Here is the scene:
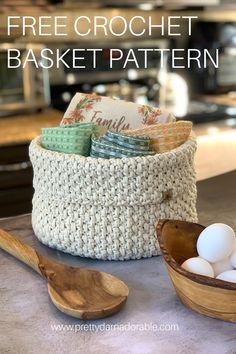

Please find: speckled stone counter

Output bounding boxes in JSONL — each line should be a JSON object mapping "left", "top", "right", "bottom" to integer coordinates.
{"left": 0, "top": 171, "right": 236, "bottom": 354}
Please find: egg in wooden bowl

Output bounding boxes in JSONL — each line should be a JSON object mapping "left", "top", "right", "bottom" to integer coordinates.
{"left": 156, "top": 219, "right": 236, "bottom": 323}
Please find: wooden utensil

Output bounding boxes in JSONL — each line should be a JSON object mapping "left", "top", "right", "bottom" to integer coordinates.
{"left": 156, "top": 219, "right": 236, "bottom": 323}
{"left": 0, "top": 229, "right": 129, "bottom": 320}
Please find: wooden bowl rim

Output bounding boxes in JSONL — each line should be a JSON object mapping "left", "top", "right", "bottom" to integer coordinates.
{"left": 156, "top": 219, "right": 236, "bottom": 291}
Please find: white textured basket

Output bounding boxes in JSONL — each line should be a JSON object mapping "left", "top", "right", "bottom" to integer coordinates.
{"left": 29, "top": 135, "right": 198, "bottom": 260}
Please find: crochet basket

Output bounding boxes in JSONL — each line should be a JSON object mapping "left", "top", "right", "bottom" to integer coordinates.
{"left": 29, "top": 135, "right": 198, "bottom": 261}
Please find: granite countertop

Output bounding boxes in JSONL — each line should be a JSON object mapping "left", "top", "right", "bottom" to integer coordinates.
{"left": 0, "top": 109, "right": 62, "bottom": 147}
{"left": 193, "top": 119, "right": 236, "bottom": 181}
{"left": 1, "top": 172, "right": 236, "bottom": 354}
{"left": 203, "top": 93, "right": 236, "bottom": 108}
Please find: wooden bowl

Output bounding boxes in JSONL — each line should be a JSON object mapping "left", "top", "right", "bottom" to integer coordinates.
{"left": 156, "top": 219, "right": 236, "bottom": 322}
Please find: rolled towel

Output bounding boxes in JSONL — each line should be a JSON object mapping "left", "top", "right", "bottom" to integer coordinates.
{"left": 123, "top": 121, "right": 193, "bottom": 153}
{"left": 90, "top": 132, "right": 155, "bottom": 159}
{"left": 41, "top": 123, "right": 97, "bottom": 156}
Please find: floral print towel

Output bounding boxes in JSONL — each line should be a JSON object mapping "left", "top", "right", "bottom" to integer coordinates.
{"left": 61, "top": 93, "right": 175, "bottom": 132}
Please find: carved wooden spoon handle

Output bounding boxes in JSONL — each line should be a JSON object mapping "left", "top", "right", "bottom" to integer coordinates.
{"left": 0, "top": 228, "right": 42, "bottom": 275}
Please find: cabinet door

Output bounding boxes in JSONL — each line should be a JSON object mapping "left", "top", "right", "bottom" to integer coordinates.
{"left": 0, "top": 144, "right": 33, "bottom": 217}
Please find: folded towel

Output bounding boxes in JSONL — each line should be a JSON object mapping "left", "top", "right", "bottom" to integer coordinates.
{"left": 41, "top": 123, "right": 97, "bottom": 156}
{"left": 90, "top": 131, "right": 155, "bottom": 159}
{"left": 61, "top": 92, "right": 175, "bottom": 131}
{"left": 123, "top": 121, "right": 192, "bottom": 153}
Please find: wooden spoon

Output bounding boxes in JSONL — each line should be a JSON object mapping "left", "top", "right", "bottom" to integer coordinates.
{"left": 0, "top": 229, "right": 129, "bottom": 320}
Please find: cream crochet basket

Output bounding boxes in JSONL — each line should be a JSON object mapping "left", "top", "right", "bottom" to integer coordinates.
{"left": 29, "top": 135, "right": 198, "bottom": 261}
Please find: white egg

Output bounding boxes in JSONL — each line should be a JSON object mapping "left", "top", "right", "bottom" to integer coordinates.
{"left": 211, "top": 258, "right": 233, "bottom": 277}
{"left": 197, "top": 223, "right": 235, "bottom": 263}
{"left": 216, "top": 270, "right": 236, "bottom": 283}
{"left": 230, "top": 251, "right": 236, "bottom": 268}
{"left": 181, "top": 257, "right": 214, "bottom": 277}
